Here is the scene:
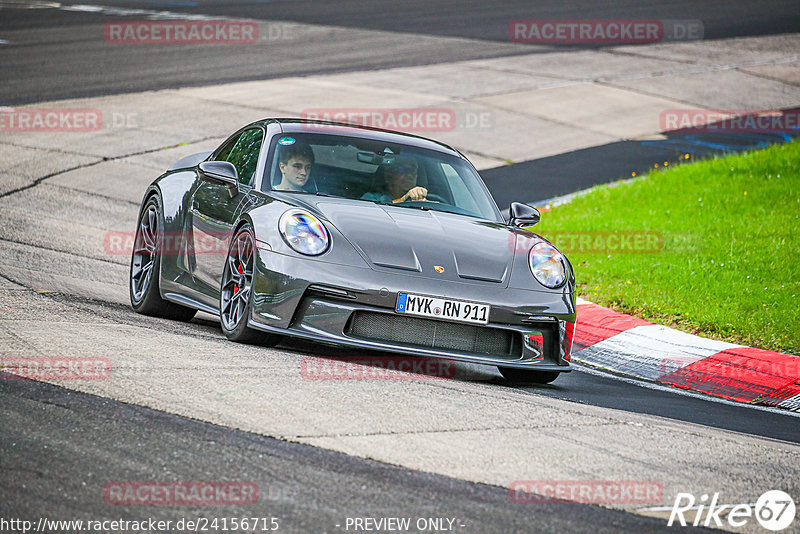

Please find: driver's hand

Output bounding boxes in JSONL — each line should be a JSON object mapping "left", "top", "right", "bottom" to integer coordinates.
{"left": 397, "top": 186, "right": 427, "bottom": 202}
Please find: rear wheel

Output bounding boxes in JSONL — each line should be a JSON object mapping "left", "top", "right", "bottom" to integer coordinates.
{"left": 130, "top": 195, "right": 197, "bottom": 321}
{"left": 220, "top": 225, "right": 282, "bottom": 346}
{"left": 499, "top": 367, "right": 560, "bottom": 385}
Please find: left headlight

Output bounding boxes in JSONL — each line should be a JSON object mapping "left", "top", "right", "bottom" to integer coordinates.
{"left": 529, "top": 242, "right": 567, "bottom": 288}
{"left": 278, "top": 209, "right": 330, "bottom": 256}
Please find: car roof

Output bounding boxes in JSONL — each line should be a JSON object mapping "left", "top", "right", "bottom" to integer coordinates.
{"left": 256, "top": 118, "right": 462, "bottom": 158}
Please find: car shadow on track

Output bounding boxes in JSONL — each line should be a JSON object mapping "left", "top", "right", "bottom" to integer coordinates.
{"left": 270, "top": 337, "right": 571, "bottom": 390}
{"left": 190, "top": 311, "right": 570, "bottom": 388}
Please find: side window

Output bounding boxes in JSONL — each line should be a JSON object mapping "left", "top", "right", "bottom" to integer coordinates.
{"left": 225, "top": 128, "right": 264, "bottom": 186}
{"left": 213, "top": 134, "right": 238, "bottom": 163}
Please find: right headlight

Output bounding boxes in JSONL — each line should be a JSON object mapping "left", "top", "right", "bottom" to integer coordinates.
{"left": 278, "top": 209, "right": 330, "bottom": 256}
{"left": 528, "top": 242, "right": 567, "bottom": 288}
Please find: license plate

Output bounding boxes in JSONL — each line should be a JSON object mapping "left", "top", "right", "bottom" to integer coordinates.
{"left": 395, "top": 292, "right": 490, "bottom": 325}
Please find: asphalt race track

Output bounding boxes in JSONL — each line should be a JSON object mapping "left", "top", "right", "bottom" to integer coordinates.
{"left": 2, "top": 0, "right": 799, "bottom": 104}
{"left": 1, "top": 2, "right": 799, "bottom": 533}
{"left": 1, "top": 373, "right": 713, "bottom": 534}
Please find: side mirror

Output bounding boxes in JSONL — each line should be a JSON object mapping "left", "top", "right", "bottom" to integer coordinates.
{"left": 509, "top": 202, "right": 540, "bottom": 227}
{"left": 198, "top": 161, "right": 239, "bottom": 197}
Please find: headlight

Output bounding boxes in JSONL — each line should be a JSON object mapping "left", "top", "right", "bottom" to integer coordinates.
{"left": 528, "top": 242, "right": 567, "bottom": 288}
{"left": 278, "top": 209, "right": 330, "bottom": 255}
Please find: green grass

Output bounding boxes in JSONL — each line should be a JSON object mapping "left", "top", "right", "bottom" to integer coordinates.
{"left": 532, "top": 139, "right": 800, "bottom": 355}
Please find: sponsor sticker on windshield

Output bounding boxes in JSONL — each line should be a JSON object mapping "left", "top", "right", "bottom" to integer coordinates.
{"left": 278, "top": 136, "right": 296, "bottom": 145}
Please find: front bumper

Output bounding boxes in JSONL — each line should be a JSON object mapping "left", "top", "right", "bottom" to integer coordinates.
{"left": 248, "top": 249, "right": 575, "bottom": 371}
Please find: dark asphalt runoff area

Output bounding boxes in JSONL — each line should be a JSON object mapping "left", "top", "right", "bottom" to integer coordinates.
{"left": 522, "top": 365, "right": 800, "bottom": 445}
{"left": 0, "top": 373, "right": 718, "bottom": 534}
{"left": 484, "top": 125, "right": 800, "bottom": 206}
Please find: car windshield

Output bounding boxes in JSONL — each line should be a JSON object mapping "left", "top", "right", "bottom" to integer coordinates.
{"left": 266, "top": 132, "right": 501, "bottom": 221}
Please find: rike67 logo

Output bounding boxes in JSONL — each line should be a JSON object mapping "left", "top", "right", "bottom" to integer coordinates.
{"left": 668, "top": 490, "right": 796, "bottom": 531}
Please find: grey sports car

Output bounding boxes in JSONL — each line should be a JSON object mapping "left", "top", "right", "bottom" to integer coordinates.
{"left": 130, "top": 119, "right": 576, "bottom": 383}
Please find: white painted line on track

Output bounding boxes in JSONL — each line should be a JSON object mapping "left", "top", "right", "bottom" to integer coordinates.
{"left": 60, "top": 3, "right": 225, "bottom": 21}
{"left": 0, "top": 1, "right": 60, "bottom": 8}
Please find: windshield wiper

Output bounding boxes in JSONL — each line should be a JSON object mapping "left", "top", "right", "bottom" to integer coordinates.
{"left": 270, "top": 190, "right": 342, "bottom": 199}
{"left": 372, "top": 201, "right": 431, "bottom": 211}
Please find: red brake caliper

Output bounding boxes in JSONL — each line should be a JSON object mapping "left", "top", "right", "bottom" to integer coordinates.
{"left": 233, "top": 263, "right": 244, "bottom": 295}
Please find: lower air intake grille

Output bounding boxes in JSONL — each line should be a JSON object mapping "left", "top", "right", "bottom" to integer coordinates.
{"left": 347, "top": 311, "right": 521, "bottom": 356}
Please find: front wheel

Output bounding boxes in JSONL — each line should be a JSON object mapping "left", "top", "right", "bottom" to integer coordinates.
{"left": 220, "top": 225, "right": 282, "bottom": 346}
{"left": 130, "top": 195, "right": 196, "bottom": 321}
{"left": 499, "top": 367, "right": 560, "bottom": 385}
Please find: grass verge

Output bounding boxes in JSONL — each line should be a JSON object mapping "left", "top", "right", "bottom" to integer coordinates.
{"left": 533, "top": 139, "right": 799, "bottom": 355}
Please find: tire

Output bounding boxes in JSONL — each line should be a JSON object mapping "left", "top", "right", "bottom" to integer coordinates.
{"left": 130, "top": 195, "right": 197, "bottom": 322}
{"left": 220, "top": 224, "right": 282, "bottom": 346}
{"left": 499, "top": 367, "right": 560, "bottom": 385}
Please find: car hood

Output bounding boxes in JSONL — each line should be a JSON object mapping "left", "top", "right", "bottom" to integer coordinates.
{"left": 311, "top": 199, "right": 519, "bottom": 285}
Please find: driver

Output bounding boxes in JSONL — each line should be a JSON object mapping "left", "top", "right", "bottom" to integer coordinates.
{"left": 274, "top": 142, "right": 315, "bottom": 191}
{"left": 361, "top": 155, "right": 426, "bottom": 203}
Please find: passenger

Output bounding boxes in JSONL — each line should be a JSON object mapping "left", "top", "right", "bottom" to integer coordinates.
{"left": 361, "top": 155, "right": 427, "bottom": 203}
{"left": 274, "top": 142, "right": 315, "bottom": 191}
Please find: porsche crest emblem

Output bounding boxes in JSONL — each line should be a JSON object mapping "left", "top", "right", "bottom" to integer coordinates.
{"left": 434, "top": 265, "right": 445, "bottom": 273}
